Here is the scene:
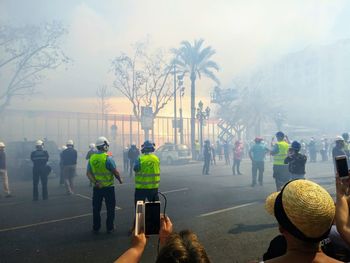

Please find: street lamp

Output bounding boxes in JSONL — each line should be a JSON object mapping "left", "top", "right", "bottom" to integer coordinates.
{"left": 196, "top": 100, "right": 210, "bottom": 153}
{"left": 178, "top": 75, "right": 185, "bottom": 144}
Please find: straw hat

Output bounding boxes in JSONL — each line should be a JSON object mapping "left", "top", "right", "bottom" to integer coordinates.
{"left": 265, "top": 180, "right": 335, "bottom": 241}
{"left": 265, "top": 191, "right": 280, "bottom": 216}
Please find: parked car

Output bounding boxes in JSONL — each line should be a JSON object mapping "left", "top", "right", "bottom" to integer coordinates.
{"left": 6, "top": 140, "right": 60, "bottom": 180}
{"left": 155, "top": 143, "right": 191, "bottom": 165}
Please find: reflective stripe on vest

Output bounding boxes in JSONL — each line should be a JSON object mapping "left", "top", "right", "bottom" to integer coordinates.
{"left": 135, "top": 154, "right": 160, "bottom": 189}
{"left": 89, "top": 153, "right": 114, "bottom": 187}
{"left": 273, "top": 141, "right": 289, "bottom": 166}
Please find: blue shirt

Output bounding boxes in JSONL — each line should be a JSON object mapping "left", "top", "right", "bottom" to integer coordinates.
{"left": 249, "top": 143, "right": 268, "bottom": 162}
{"left": 86, "top": 151, "right": 117, "bottom": 172}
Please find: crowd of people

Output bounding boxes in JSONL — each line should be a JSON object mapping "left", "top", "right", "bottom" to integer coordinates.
{"left": 2, "top": 131, "right": 350, "bottom": 262}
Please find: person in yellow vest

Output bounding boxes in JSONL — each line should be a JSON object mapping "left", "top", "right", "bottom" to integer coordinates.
{"left": 86, "top": 136, "right": 123, "bottom": 234}
{"left": 133, "top": 140, "right": 160, "bottom": 205}
{"left": 271, "top": 131, "right": 290, "bottom": 191}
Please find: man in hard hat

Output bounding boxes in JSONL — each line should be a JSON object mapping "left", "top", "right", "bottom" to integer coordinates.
{"left": 85, "top": 143, "right": 96, "bottom": 161}
{"left": 86, "top": 136, "right": 123, "bottom": 234}
{"left": 0, "top": 142, "right": 12, "bottom": 197}
{"left": 133, "top": 140, "right": 160, "bottom": 204}
{"left": 61, "top": 140, "right": 78, "bottom": 195}
{"left": 332, "top": 136, "right": 347, "bottom": 160}
{"left": 270, "top": 131, "right": 290, "bottom": 191}
{"left": 30, "top": 140, "right": 49, "bottom": 201}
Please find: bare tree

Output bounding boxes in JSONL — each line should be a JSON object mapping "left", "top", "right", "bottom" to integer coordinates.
{"left": 96, "top": 85, "right": 113, "bottom": 135}
{"left": 111, "top": 41, "right": 177, "bottom": 139}
{"left": 0, "top": 22, "right": 69, "bottom": 113}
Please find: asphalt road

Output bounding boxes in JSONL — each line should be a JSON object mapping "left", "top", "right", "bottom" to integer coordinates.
{"left": 0, "top": 158, "right": 337, "bottom": 263}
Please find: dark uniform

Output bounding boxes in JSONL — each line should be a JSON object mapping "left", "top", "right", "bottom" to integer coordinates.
{"left": 31, "top": 148, "right": 49, "bottom": 200}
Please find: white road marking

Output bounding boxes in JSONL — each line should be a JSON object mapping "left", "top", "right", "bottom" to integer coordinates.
{"left": 162, "top": 188, "right": 189, "bottom": 194}
{"left": 75, "top": 193, "right": 122, "bottom": 210}
{"left": 0, "top": 213, "right": 93, "bottom": 233}
{"left": 198, "top": 202, "right": 258, "bottom": 217}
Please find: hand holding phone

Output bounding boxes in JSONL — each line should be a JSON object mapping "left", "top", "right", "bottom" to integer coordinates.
{"left": 159, "top": 215, "right": 173, "bottom": 245}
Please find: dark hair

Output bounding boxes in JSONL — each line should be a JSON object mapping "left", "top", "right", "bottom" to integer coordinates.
{"left": 156, "top": 230, "right": 210, "bottom": 263}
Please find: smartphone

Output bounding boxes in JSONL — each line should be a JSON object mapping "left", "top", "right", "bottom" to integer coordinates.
{"left": 335, "top": 155, "right": 349, "bottom": 179}
{"left": 144, "top": 201, "right": 160, "bottom": 235}
{"left": 135, "top": 201, "right": 145, "bottom": 235}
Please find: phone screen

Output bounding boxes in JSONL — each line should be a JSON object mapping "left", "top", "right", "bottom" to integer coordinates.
{"left": 145, "top": 202, "right": 160, "bottom": 235}
{"left": 336, "top": 156, "right": 349, "bottom": 178}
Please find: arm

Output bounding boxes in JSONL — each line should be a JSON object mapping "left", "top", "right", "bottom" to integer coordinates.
{"left": 335, "top": 177, "right": 350, "bottom": 246}
{"left": 114, "top": 233, "right": 146, "bottom": 263}
{"left": 159, "top": 215, "right": 173, "bottom": 246}
{"left": 133, "top": 158, "right": 141, "bottom": 172}
{"left": 112, "top": 168, "right": 123, "bottom": 184}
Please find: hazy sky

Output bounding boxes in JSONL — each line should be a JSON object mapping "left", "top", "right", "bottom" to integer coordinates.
{"left": 1, "top": 0, "right": 350, "bottom": 111}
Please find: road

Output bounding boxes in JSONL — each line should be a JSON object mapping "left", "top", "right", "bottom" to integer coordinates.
{"left": 0, "top": 158, "right": 336, "bottom": 263}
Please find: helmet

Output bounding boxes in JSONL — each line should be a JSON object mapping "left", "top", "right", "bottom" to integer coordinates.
{"left": 66, "top": 139, "right": 74, "bottom": 146}
{"left": 141, "top": 140, "right": 155, "bottom": 153}
{"left": 89, "top": 143, "right": 95, "bottom": 149}
{"left": 0, "top": 142, "right": 5, "bottom": 148}
{"left": 335, "top": 135, "right": 345, "bottom": 142}
{"left": 291, "top": 141, "right": 301, "bottom": 151}
{"left": 95, "top": 136, "right": 110, "bottom": 147}
{"left": 276, "top": 131, "right": 284, "bottom": 139}
{"left": 342, "top": 133, "right": 349, "bottom": 141}
{"left": 36, "top": 140, "right": 44, "bottom": 146}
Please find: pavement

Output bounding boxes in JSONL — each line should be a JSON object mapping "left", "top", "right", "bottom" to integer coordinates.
{"left": 0, "top": 158, "right": 337, "bottom": 263}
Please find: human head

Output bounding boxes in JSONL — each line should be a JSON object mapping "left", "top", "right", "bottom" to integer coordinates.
{"left": 254, "top": 137, "right": 263, "bottom": 144}
{"left": 342, "top": 132, "right": 349, "bottom": 141}
{"left": 35, "top": 140, "right": 44, "bottom": 150}
{"left": 276, "top": 131, "right": 285, "bottom": 141}
{"left": 335, "top": 135, "right": 345, "bottom": 148}
{"left": 141, "top": 140, "right": 155, "bottom": 153}
{"left": 66, "top": 139, "right": 74, "bottom": 148}
{"left": 0, "top": 142, "right": 5, "bottom": 150}
{"left": 265, "top": 180, "right": 335, "bottom": 244}
{"left": 156, "top": 230, "right": 211, "bottom": 263}
{"left": 95, "top": 136, "right": 110, "bottom": 152}
{"left": 291, "top": 141, "right": 301, "bottom": 153}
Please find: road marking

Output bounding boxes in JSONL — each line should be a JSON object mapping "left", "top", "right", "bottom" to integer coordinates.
{"left": 0, "top": 213, "right": 93, "bottom": 233}
{"left": 198, "top": 202, "right": 258, "bottom": 217}
{"left": 75, "top": 193, "right": 122, "bottom": 210}
{"left": 162, "top": 188, "right": 189, "bottom": 194}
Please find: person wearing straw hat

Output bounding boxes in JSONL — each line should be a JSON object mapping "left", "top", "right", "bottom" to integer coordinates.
{"left": 0, "top": 142, "right": 12, "bottom": 198}
{"left": 262, "top": 180, "right": 341, "bottom": 263}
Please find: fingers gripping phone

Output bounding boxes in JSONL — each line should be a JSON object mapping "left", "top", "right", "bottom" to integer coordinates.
{"left": 335, "top": 155, "right": 349, "bottom": 180}
{"left": 135, "top": 201, "right": 161, "bottom": 235}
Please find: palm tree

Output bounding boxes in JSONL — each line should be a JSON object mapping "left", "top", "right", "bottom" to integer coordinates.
{"left": 173, "top": 39, "right": 219, "bottom": 159}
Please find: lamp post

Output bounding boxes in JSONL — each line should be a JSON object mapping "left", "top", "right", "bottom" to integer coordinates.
{"left": 178, "top": 75, "right": 185, "bottom": 144}
{"left": 196, "top": 100, "right": 210, "bottom": 153}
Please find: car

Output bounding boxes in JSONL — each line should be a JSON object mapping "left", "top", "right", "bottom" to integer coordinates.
{"left": 6, "top": 140, "right": 60, "bottom": 180}
{"left": 155, "top": 143, "right": 192, "bottom": 165}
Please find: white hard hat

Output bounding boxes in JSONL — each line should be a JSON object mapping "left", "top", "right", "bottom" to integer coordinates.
{"left": 62, "top": 145, "right": 67, "bottom": 150}
{"left": 89, "top": 143, "right": 95, "bottom": 149}
{"left": 0, "top": 142, "right": 5, "bottom": 148}
{"left": 66, "top": 139, "right": 74, "bottom": 146}
{"left": 95, "top": 136, "right": 109, "bottom": 147}
{"left": 335, "top": 135, "right": 344, "bottom": 142}
{"left": 36, "top": 140, "right": 44, "bottom": 146}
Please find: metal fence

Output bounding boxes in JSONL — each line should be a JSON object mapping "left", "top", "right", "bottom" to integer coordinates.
{"left": 0, "top": 109, "right": 220, "bottom": 153}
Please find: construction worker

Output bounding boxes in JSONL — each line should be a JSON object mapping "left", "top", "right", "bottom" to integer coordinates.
{"left": 133, "top": 140, "right": 160, "bottom": 205}
{"left": 270, "top": 131, "right": 290, "bottom": 191}
{"left": 85, "top": 143, "right": 96, "bottom": 160}
{"left": 86, "top": 136, "right": 122, "bottom": 234}
{"left": 30, "top": 140, "right": 50, "bottom": 201}
{"left": 0, "top": 142, "right": 12, "bottom": 197}
{"left": 61, "top": 140, "right": 77, "bottom": 195}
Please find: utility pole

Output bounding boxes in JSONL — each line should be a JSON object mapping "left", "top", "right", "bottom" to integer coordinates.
{"left": 173, "top": 63, "right": 177, "bottom": 145}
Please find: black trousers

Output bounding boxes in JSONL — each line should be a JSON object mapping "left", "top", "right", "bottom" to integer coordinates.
{"left": 33, "top": 167, "right": 48, "bottom": 200}
{"left": 92, "top": 187, "right": 116, "bottom": 231}
{"left": 134, "top": 188, "right": 159, "bottom": 207}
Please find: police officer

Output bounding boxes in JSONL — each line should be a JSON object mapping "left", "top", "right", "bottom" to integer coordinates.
{"left": 86, "top": 136, "right": 122, "bottom": 234}
{"left": 30, "top": 140, "right": 49, "bottom": 201}
{"left": 133, "top": 140, "right": 160, "bottom": 205}
{"left": 270, "top": 131, "right": 290, "bottom": 191}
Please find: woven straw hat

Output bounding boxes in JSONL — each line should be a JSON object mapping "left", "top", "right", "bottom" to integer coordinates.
{"left": 265, "top": 191, "right": 279, "bottom": 215}
{"left": 266, "top": 180, "right": 335, "bottom": 239}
